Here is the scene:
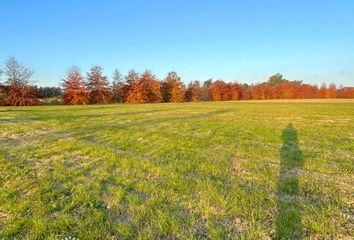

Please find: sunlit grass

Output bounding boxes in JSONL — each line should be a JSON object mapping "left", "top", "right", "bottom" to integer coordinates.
{"left": 0, "top": 100, "right": 353, "bottom": 239}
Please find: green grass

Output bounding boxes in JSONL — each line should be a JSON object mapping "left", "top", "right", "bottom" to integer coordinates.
{"left": 0, "top": 100, "right": 353, "bottom": 239}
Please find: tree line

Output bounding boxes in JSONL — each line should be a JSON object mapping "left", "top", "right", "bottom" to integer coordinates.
{"left": 0, "top": 57, "right": 353, "bottom": 106}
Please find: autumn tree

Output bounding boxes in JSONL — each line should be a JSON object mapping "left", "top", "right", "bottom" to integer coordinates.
{"left": 2, "top": 56, "right": 40, "bottom": 106}
{"left": 297, "top": 84, "right": 317, "bottom": 99}
{"left": 112, "top": 69, "right": 125, "bottom": 103}
{"left": 209, "top": 80, "right": 230, "bottom": 101}
{"left": 62, "top": 66, "right": 88, "bottom": 105}
{"left": 337, "top": 87, "right": 354, "bottom": 98}
{"left": 125, "top": 70, "right": 147, "bottom": 103}
{"left": 327, "top": 83, "right": 337, "bottom": 98}
{"left": 123, "top": 70, "right": 140, "bottom": 103}
{"left": 162, "top": 72, "right": 185, "bottom": 102}
{"left": 6, "top": 86, "right": 40, "bottom": 106}
{"left": 250, "top": 83, "right": 271, "bottom": 100}
{"left": 282, "top": 83, "right": 296, "bottom": 99}
{"left": 272, "top": 83, "right": 296, "bottom": 99}
{"left": 185, "top": 81, "right": 200, "bottom": 102}
{"left": 319, "top": 83, "right": 328, "bottom": 99}
{"left": 270, "top": 84, "right": 282, "bottom": 99}
{"left": 141, "top": 71, "right": 162, "bottom": 103}
{"left": 229, "top": 83, "right": 241, "bottom": 100}
{"left": 86, "top": 65, "right": 111, "bottom": 104}
{"left": 124, "top": 70, "right": 162, "bottom": 103}
{"left": 209, "top": 82, "right": 221, "bottom": 101}
{"left": 220, "top": 82, "right": 230, "bottom": 100}
{"left": 239, "top": 84, "right": 251, "bottom": 100}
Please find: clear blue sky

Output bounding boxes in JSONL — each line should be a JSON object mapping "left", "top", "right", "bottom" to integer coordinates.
{"left": 1, "top": 0, "right": 353, "bottom": 87}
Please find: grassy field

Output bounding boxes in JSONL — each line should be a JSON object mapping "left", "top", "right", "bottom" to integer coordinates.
{"left": 0, "top": 100, "right": 353, "bottom": 239}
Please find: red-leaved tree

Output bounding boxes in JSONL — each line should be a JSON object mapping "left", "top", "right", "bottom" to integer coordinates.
{"left": 125, "top": 70, "right": 148, "bottom": 103}
{"left": 2, "top": 57, "right": 40, "bottom": 106}
{"left": 141, "top": 71, "right": 162, "bottom": 103}
{"left": 209, "top": 80, "right": 230, "bottom": 101}
{"left": 250, "top": 83, "right": 271, "bottom": 100}
{"left": 86, "top": 65, "right": 111, "bottom": 104}
{"left": 319, "top": 83, "right": 328, "bottom": 99}
{"left": 229, "top": 83, "right": 241, "bottom": 100}
{"left": 185, "top": 81, "right": 201, "bottom": 102}
{"left": 337, "top": 87, "right": 354, "bottom": 98}
{"left": 62, "top": 67, "right": 88, "bottom": 105}
{"left": 162, "top": 72, "right": 185, "bottom": 102}
{"left": 327, "top": 83, "right": 337, "bottom": 99}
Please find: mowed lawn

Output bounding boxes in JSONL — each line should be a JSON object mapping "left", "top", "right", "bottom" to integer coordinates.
{"left": 0, "top": 100, "right": 353, "bottom": 239}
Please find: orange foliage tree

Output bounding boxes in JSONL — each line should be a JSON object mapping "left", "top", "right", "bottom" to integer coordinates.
{"left": 327, "top": 83, "right": 337, "bottom": 98}
{"left": 250, "top": 83, "right": 271, "bottom": 100}
{"left": 337, "top": 87, "right": 354, "bottom": 98}
{"left": 6, "top": 85, "right": 40, "bottom": 106}
{"left": 86, "top": 65, "right": 111, "bottom": 104}
{"left": 297, "top": 84, "right": 318, "bottom": 99}
{"left": 229, "top": 83, "right": 241, "bottom": 100}
{"left": 62, "top": 67, "right": 88, "bottom": 105}
{"left": 209, "top": 80, "right": 230, "bottom": 101}
{"left": 2, "top": 57, "right": 40, "bottom": 106}
{"left": 319, "top": 83, "right": 328, "bottom": 99}
{"left": 140, "top": 70, "right": 162, "bottom": 103}
{"left": 124, "top": 70, "right": 162, "bottom": 103}
{"left": 162, "top": 72, "right": 185, "bottom": 102}
{"left": 282, "top": 83, "right": 296, "bottom": 99}
{"left": 185, "top": 81, "right": 200, "bottom": 102}
{"left": 125, "top": 70, "right": 148, "bottom": 103}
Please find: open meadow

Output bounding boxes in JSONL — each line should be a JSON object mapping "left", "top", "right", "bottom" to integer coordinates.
{"left": 0, "top": 100, "right": 353, "bottom": 239}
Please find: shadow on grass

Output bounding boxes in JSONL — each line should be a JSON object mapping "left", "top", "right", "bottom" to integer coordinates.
{"left": 276, "top": 123, "right": 304, "bottom": 239}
